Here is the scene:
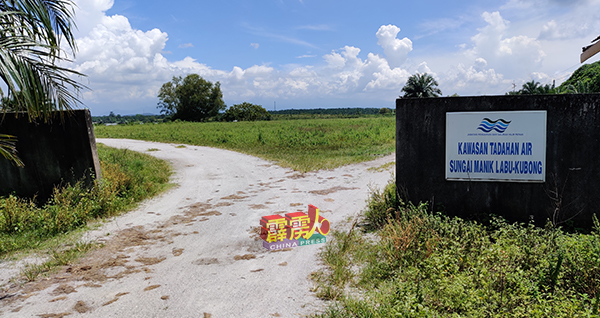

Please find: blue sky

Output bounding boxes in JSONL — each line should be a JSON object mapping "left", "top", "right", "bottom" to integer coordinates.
{"left": 70, "top": 0, "right": 600, "bottom": 115}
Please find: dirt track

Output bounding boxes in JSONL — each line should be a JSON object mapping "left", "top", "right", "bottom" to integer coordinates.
{"left": 0, "top": 139, "right": 394, "bottom": 317}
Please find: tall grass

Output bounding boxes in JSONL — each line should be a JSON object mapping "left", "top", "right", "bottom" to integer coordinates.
{"left": 0, "top": 144, "right": 172, "bottom": 256}
{"left": 312, "top": 182, "right": 600, "bottom": 317}
{"left": 94, "top": 117, "right": 396, "bottom": 171}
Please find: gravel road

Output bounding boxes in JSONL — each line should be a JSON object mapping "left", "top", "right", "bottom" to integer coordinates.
{"left": 0, "top": 138, "right": 394, "bottom": 318}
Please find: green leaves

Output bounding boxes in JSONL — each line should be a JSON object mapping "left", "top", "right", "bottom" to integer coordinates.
{"left": 559, "top": 60, "right": 600, "bottom": 93}
{"left": 223, "top": 102, "right": 271, "bottom": 122}
{"left": 0, "top": 0, "right": 87, "bottom": 166}
{"left": 0, "top": 133, "right": 23, "bottom": 166}
{"left": 314, "top": 183, "right": 600, "bottom": 317}
{"left": 401, "top": 73, "right": 442, "bottom": 98}
{"left": 0, "top": 0, "right": 86, "bottom": 120}
{"left": 157, "top": 74, "right": 225, "bottom": 122}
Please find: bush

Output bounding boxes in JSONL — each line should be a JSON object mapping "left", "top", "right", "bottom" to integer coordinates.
{"left": 222, "top": 102, "right": 271, "bottom": 122}
{"left": 363, "top": 181, "right": 398, "bottom": 230}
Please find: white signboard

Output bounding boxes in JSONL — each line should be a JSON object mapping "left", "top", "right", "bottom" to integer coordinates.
{"left": 446, "top": 111, "right": 547, "bottom": 182}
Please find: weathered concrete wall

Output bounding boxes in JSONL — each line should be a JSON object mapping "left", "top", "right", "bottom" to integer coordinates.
{"left": 396, "top": 94, "right": 600, "bottom": 228}
{"left": 0, "top": 109, "right": 101, "bottom": 202}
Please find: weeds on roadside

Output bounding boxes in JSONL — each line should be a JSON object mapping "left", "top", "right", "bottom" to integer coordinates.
{"left": 312, "top": 182, "right": 600, "bottom": 317}
{"left": 0, "top": 144, "right": 172, "bottom": 256}
{"left": 20, "top": 241, "right": 99, "bottom": 282}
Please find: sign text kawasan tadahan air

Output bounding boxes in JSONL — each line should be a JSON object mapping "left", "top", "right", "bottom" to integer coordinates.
{"left": 446, "top": 111, "right": 547, "bottom": 182}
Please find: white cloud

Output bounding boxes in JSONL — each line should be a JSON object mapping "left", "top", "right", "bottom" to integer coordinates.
{"left": 179, "top": 43, "right": 194, "bottom": 48}
{"left": 72, "top": 0, "right": 114, "bottom": 37}
{"left": 467, "top": 11, "right": 545, "bottom": 79}
{"left": 75, "top": 23, "right": 169, "bottom": 76}
{"left": 69, "top": 0, "right": 598, "bottom": 115}
{"left": 376, "top": 25, "right": 413, "bottom": 68}
{"left": 442, "top": 62, "right": 507, "bottom": 95}
{"left": 68, "top": 5, "right": 419, "bottom": 115}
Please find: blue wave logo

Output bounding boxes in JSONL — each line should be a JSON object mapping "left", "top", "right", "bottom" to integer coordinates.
{"left": 477, "top": 118, "right": 511, "bottom": 133}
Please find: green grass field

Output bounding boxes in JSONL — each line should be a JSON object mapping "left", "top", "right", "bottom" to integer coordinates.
{"left": 94, "top": 116, "right": 396, "bottom": 171}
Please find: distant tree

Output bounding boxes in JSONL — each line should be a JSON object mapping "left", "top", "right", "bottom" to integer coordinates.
{"left": 157, "top": 74, "right": 225, "bottom": 122}
{"left": 506, "top": 80, "right": 558, "bottom": 95}
{"left": 520, "top": 80, "right": 542, "bottom": 95}
{"left": 379, "top": 107, "right": 391, "bottom": 114}
{"left": 401, "top": 73, "right": 442, "bottom": 98}
{"left": 537, "top": 83, "right": 556, "bottom": 94}
{"left": 223, "top": 102, "right": 271, "bottom": 122}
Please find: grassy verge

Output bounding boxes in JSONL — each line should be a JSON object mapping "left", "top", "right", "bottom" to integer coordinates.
{"left": 94, "top": 117, "right": 395, "bottom": 172}
{"left": 312, "top": 182, "right": 600, "bottom": 317}
{"left": 0, "top": 144, "right": 172, "bottom": 257}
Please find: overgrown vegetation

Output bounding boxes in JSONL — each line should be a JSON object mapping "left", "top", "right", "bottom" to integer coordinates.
{"left": 560, "top": 60, "right": 600, "bottom": 93}
{"left": 94, "top": 116, "right": 395, "bottom": 171}
{"left": 312, "top": 182, "right": 600, "bottom": 317}
{"left": 0, "top": 144, "right": 172, "bottom": 256}
{"left": 507, "top": 61, "right": 600, "bottom": 95}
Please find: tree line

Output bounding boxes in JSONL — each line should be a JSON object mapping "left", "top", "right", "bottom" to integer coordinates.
{"left": 154, "top": 74, "right": 395, "bottom": 122}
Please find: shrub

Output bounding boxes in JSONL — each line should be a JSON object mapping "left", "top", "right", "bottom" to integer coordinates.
{"left": 222, "top": 102, "right": 271, "bottom": 122}
{"left": 363, "top": 181, "right": 398, "bottom": 230}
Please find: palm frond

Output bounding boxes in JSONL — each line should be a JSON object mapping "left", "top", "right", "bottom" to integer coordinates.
{"left": 0, "top": 133, "right": 23, "bottom": 167}
{"left": 0, "top": 0, "right": 86, "bottom": 167}
{"left": 0, "top": 5, "right": 87, "bottom": 121}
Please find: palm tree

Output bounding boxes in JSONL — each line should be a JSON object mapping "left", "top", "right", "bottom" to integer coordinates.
{"left": 401, "top": 73, "right": 442, "bottom": 98}
{"left": 520, "top": 80, "right": 541, "bottom": 95}
{"left": 559, "top": 81, "right": 592, "bottom": 94}
{"left": 0, "top": 0, "right": 85, "bottom": 166}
